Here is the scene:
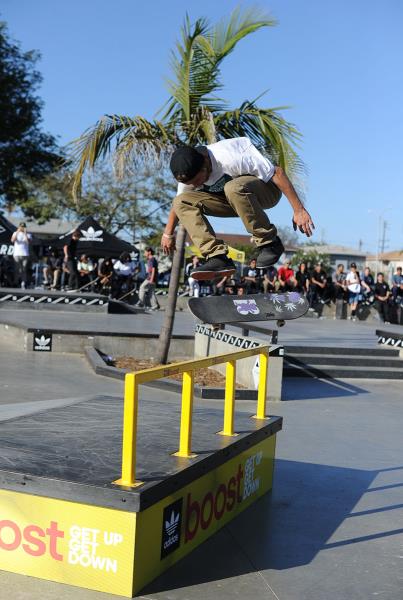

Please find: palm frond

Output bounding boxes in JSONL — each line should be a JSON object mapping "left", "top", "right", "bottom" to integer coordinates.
{"left": 198, "top": 7, "right": 276, "bottom": 64}
{"left": 213, "top": 101, "right": 304, "bottom": 177}
{"left": 160, "top": 7, "right": 276, "bottom": 129}
{"left": 161, "top": 16, "right": 211, "bottom": 122}
{"left": 68, "top": 115, "right": 176, "bottom": 199}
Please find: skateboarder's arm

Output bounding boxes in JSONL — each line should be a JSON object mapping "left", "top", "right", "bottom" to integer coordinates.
{"left": 161, "top": 207, "right": 179, "bottom": 255}
{"left": 271, "top": 167, "right": 315, "bottom": 237}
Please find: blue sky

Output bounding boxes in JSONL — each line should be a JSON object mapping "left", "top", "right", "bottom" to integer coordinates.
{"left": 2, "top": 0, "right": 402, "bottom": 253}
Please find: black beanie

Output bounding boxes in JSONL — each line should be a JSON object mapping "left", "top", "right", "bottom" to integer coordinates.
{"left": 170, "top": 146, "right": 205, "bottom": 182}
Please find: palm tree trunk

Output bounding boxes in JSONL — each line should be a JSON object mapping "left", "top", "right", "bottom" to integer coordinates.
{"left": 156, "top": 224, "right": 187, "bottom": 364}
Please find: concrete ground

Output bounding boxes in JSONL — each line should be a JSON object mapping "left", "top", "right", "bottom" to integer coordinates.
{"left": 0, "top": 314, "right": 402, "bottom": 599}
{"left": 0, "top": 305, "right": 399, "bottom": 347}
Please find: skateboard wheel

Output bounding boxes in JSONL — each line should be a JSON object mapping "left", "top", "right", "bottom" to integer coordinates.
{"left": 276, "top": 319, "right": 285, "bottom": 327}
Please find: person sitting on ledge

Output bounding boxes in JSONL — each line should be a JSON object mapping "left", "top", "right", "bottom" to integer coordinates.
{"left": 161, "top": 137, "right": 314, "bottom": 279}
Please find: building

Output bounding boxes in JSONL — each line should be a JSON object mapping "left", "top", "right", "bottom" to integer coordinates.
{"left": 284, "top": 244, "right": 368, "bottom": 273}
{"left": 366, "top": 250, "right": 403, "bottom": 282}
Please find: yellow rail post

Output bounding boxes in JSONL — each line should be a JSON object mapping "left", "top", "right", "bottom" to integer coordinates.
{"left": 112, "top": 345, "right": 272, "bottom": 484}
{"left": 173, "top": 370, "right": 197, "bottom": 458}
{"left": 255, "top": 350, "right": 269, "bottom": 419}
{"left": 113, "top": 373, "right": 143, "bottom": 487}
{"left": 218, "top": 360, "right": 237, "bottom": 436}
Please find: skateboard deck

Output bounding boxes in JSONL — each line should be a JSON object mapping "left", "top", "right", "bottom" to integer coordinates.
{"left": 188, "top": 291, "right": 309, "bottom": 325}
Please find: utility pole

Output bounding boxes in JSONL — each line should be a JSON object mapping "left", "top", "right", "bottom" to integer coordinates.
{"left": 379, "top": 220, "right": 388, "bottom": 255}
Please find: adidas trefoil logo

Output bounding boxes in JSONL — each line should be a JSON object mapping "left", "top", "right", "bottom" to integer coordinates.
{"left": 35, "top": 335, "right": 51, "bottom": 348}
{"left": 165, "top": 511, "right": 180, "bottom": 536}
{"left": 80, "top": 226, "right": 104, "bottom": 242}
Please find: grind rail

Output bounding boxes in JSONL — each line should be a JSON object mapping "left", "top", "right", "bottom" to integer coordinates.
{"left": 113, "top": 346, "right": 269, "bottom": 488}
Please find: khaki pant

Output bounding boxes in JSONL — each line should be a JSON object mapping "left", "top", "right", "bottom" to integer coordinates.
{"left": 172, "top": 176, "right": 282, "bottom": 258}
{"left": 138, "top": 279, "right": 159, "bottom": 309}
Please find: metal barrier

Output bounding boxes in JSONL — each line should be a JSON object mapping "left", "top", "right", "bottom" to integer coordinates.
{"left": 113, "top": 346, "right": 269, "bottom": 488}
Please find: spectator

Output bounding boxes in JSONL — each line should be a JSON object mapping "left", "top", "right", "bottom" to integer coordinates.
{"left": 113, "top": 251, "right": 136, "bottom": 298}
{"left": 262, "top": 265, "right": 279, "bottom": 293}
{"left": 11, "top": 222, "right": 32, "bottom": 289}
{"left": 295, "top": 262, "right": 309, "bottom": 294}
{"left": 345, "top": 262, "right": 361, "bottom": 321}
{"left": 392, "top": 266, "right": 403, "bottom": 301}
{"left": 63, "top": 230, "right": 81, "bottom": 291}
{"left": 333, "top": 264, "right": 347, "bottom": 302}
{"left": 374, "top": 272, "right": 391, "bottom": 323}
{"left": 136, "top": 247, "right": 160, "bottom": 310}
{"left": 77, "top": 254, "right": 96, "bottom": 290}
{"left": 186, "top": 256, "right": 201, "bottom": 298}
{"left": 0, "top": 256, "right": 14, "bottom": 287}
{"left": 212, "top": 274, "right": 229, "bottom": 296}
{"left": 277, "top": 259, "right": 295, "bottom": 292}
{"left": 308, "top": 263, "right": 328, "bottom": 307}
{"left": 242, "top": 258, "right": 261, "bottom": 294}
{"left": 361, "top": 267, "right": 375, "bottom": 297}
{"left": 47, "top": 250, "right": 63, "bottom": 289}
{"left": 98, "top": 257, "right": 114, "bottom": 293}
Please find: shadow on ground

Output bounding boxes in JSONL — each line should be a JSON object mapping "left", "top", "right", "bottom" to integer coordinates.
{"left": 281, "top": 377, "right": 368, "bottom": 400}
{"left": 141, "top": 458, "right": 401, "bottom": 596}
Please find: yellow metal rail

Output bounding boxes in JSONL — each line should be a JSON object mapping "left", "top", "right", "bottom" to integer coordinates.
{"left": 113, "top": 346, "right": 269, "bottom": 488}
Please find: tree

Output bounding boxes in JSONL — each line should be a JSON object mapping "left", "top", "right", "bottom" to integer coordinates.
{"left": 70, "top": 8, "right": 304, "bottom": 363}
{"left": 290, "top": 248, "right": 331, "bottom": 273}
{"left": 0, "top": 21, "right": 60, "bottom": 209}
{"left": 22, "top": 164, "right": 175, "bottom": 238}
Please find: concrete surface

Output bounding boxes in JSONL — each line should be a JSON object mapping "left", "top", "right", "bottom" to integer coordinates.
{"left": 0, "top": 314, "right": 403, "bottom": 599}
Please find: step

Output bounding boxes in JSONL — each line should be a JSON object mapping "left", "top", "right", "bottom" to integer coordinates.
{"left": 284, "top": 355, "right": 403, "bottom": 368}
{"left": 284, "top": 345, "right": 400, "bottom": 357}
{"left": 283, "top": 364, "right": 403, "bottom": 379}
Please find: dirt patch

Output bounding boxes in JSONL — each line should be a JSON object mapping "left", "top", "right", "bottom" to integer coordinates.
{"left": 111, "top": 357, "right": 245, "bottom": 388}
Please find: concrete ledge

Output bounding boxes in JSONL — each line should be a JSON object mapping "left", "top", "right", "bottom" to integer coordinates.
{"left": 84, "top": 347, "right": 259, "bottom": 400}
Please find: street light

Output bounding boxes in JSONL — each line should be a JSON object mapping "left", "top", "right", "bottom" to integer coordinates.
{"left": 368, "top": 207, "right": 393, "bottom": 272}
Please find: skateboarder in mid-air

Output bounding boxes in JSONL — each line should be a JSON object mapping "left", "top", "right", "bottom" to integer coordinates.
{"left": 161, "top": 137, "right": 315, "bottom": 280}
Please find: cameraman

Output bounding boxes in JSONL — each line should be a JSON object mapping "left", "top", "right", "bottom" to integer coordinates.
{"left": 11, "top": 222, "right": 31, "bottom": 289}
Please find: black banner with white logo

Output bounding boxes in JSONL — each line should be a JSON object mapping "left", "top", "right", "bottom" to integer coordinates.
{"left": 33, "top": 330, "right": 52, "bottom": 352}
{"left": 160, "top": 498, "right": 183, "bottom": 559}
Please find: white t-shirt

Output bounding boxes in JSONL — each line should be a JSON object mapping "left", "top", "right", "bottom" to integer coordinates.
{"left": 177, "top": 137, "right": 275, "bottom": 195}
{"left": 113, "top": 260, "right": 135, "bottom": 276}
{"left": 346, "top": 271, "right": 361, "bottom": 293}
{"left": 12, "top": 231, "right": 31, "bottom": 257}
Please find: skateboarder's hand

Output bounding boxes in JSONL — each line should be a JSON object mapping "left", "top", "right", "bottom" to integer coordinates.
{"left": 292, "top": 208, "right": 315, "bottom": 237}
{"left": 161, "top": 233, "right": 176, "bottom": 255}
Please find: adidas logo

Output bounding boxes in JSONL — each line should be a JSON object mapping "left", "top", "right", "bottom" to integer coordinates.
{"left": 34, "top": 334, "right": 51, "bottom": 351}
{"left": 35, "top": 335, "right": 51, "bottom": 348}
{"left": 80, "top": 226, "right": 104, "bottom": 242}
{"left": 161, "top": 498, "right": 182, "bottom": 559}
{"left": 165, "top": 511, "right": 180, "bottom": 536}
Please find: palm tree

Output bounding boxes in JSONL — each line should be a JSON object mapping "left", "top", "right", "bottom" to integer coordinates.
{"left": 70, "top": 7, "right": 303, "bottom": 364}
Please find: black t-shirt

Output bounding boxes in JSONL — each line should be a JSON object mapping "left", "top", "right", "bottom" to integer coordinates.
{"left": 66, "top": 238, "right": 78, "bottom": 260}
{"left": 99, "top": 261, "right": 113, "bottom": 276}
{"left": 310, "top": 269, "right": 327, "bottom": 289}
{"left": 374, "top": 282, "right": 389, "bottom": 299}
{"left": 295, "top": 271, "right": 308, "bottom": 289}
{"left": 243, "top": 266, "right": 258, "bottom": 279}
{"left": 363, "top": 274, "right": 374, "bottom": 288}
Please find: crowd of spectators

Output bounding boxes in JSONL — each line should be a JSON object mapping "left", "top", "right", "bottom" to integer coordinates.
{"left": 1, "top": 224, "right": 402, "bottom": 324}
{"left": 0, "top": 224, "right": 163, "bottom": 308}
{"left": 184, "top": 256, "right": 403, "bottom": 323}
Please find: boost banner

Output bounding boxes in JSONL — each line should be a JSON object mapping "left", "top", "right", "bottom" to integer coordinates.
{"left": 0, "top": 490, "right": 136, "bottom": 596}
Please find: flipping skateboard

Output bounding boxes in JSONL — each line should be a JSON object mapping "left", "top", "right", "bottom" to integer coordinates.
{"left": 188, "top": 291, "right": 309, "bottom": 327}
